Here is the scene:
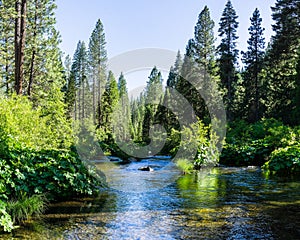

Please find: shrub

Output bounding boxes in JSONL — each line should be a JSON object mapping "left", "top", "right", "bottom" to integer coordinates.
{"left": 263, "top": 146, "right": 300, "bottom": 175}
{"left": 220, "top": 119, "right": 297, "bottom": 167}
{"left": 0, "top": 96, "right": 73, "bottom": 152}
{"left": 0, "top": 149, "right": 103, "bottom": 201}
{"left": 175, "top": 159, "right": 194, "bottom": 174}
{"left": 0, "top": 201, "right": 14, "bottom": 232}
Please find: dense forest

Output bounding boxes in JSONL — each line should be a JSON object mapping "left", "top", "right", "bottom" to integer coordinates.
{"left": 0, "top": 0, "right": 300, "bottom": 233}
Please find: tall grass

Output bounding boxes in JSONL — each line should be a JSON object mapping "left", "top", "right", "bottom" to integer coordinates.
{"left": 6, "top": 194, "right": 47, "bottom": 224}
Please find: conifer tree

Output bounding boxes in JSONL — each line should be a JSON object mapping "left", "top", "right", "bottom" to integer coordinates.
{"left": 217, "top": 0, "right": 239, "bottom": 121}
{"left": 0, "top": 0, "right": 15, "bottom": 94}
{"left": 193, "top": 6, "right": 216, "bottom": 74}
{"left": 263, "top": 0, "right": 300, "bottom": 123}
{"left": 142, "top": 67, "right": 163, "bottom": 143}
{"left": 68, "top": 41, "right": 89, "bottom": 120}
{"left": 112, "top": 73, "right": 132, "bottom": 142}
{"left": 88, "top": 19, "right": 107, "bottom": 126}
{"left": 100, "top": 71, "right": 119, "bottom": 135}
{"left": 242, "top": 8, "right": 265, "bottom": 122}
{"left": 166, "top": 50, "right": 182, "bottom": 88}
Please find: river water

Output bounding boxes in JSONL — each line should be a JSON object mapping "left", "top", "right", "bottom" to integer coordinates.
{"left": 2, "top": 157, "right": 300, "bottom": 239}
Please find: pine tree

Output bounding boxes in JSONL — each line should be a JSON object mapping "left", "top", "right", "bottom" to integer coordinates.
{"left": 88, "top": 19, "right": 107, "bottom": 126}
{"left": 263, "top": 0, "right": 300, "bottom": 123}
{"left": 100, "top": 71, "right": 119, "bottom": 135}
{"left": 131, "top": 93, "right": 145, "bottom": 142}
{"left": 142, "top": 67, "right": 163, "bottom": 143}
{"left": 68, "top": 41, "right": 89, "bottom": 120}
{"left": 191, "top": 5, "right": 219, "bottom": 122}
{"left": 0, "top": 0, "right": 15, "bottom": 94}
{"left": 242, "top": 8, "right": 265, "bottom": 122}
{"left": 293, "top": 47, "right": 300, "bottom": 123}
{"left": 166, "top": 50, "right": 182, "bottom": 88}
{"left": 112, "top": 73, "right": 132, "bottom": 142}
{"left": 193, "top": 6, "right": 216, "bottom": 74}
{"left": 217, "top": 0, "right": 239, "bottom": 121}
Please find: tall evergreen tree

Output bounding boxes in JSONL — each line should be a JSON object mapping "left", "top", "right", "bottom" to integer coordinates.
{"left": 100, "top": 71, "right": 119, "bottom": 135}
{"left": 193, "top": 6, "right": 216, "bottom": 74}
{"left": 0, "top": 0, "right": 15, "bottom": 94}
{"left": 88, "top": 19, "right": 107, "bottom": 126}
{"left": 242, "top": 8, "right": 265, "bottom": 123}
{"left": 293, "top": 47, "right": 300, "bottom": 123}
{"left": 142, "top": 67, "right": 163, "bottom": 143}
{"left": 217, "top": 0, "right": 239, "bottom": 121}
{"left": 263, "top": 0, "right": 300, "bottom": 123}
{"left": 131, "top": 93, "right": 145, "bottom": 142}
{"left": 67, "top": 41, "right": 89, "bottom": 120}
{"left": 112, "top": 73, "right": 132, "bottom": 142}
{"left": 166, "top": 50, "right": 182, "bottom": 88}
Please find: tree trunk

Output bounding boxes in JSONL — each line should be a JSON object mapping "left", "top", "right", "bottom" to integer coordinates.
{"left": 15, "top": 0, "right": 27, "bottom": 95}
{"left": 28, "top": 0, "right": 38, "bottom": 96}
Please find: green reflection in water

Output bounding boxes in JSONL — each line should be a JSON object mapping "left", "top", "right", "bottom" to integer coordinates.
{"left": 177, "top": 168, "right": 227, "bottom": 209}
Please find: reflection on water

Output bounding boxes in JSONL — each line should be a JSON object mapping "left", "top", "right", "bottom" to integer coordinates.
{"left": 2, "top": 158, "right": 300, "bottom": 239}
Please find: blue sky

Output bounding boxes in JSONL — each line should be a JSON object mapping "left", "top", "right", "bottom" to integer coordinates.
{"left": 55, "top": 0, "right": 276, "bottom": 90}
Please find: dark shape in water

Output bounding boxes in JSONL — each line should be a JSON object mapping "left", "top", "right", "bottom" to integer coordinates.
{"left": 138, "top": 166, "right": 154, "bottom": 171}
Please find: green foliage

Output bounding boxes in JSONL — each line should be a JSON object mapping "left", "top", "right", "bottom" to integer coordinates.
{"left": 6, "top": 194, "right": 47, "bottom": 224}
{"left": 0, "top": 96, "right": 73, "bottom": 152}
{"left": 0, "top": 194, "right": 47, "bottom": 233}
{"left": 217, "top": 0, "right": 239, "bottom": 121}
{"left": 241, "top": 8, "right": 265, "bottom": 122}
{"left": 220, "top": 119, "right": 298, "bottom": 167}
{"left": 0, "top": 148, "right": 102, "bottom": 201}
{"left": 0, "top": 200, "right": 14, "bottom": 233}
{"left": 263, "top": 146, "right": 300, "bottom": 175}
{"left": 171, "top": 121, "right": 220, "bottom": 168}
{"left": 175, "top": 159, "right": 194, "bottom": 174}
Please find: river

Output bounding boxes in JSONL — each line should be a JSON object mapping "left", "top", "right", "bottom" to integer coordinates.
{"left": 2, "top": 157, "right": 300, "bottom": 239}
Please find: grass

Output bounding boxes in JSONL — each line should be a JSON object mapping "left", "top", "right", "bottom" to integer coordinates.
{"left": 6, "top": 194, "right": 47, "bottom": 224}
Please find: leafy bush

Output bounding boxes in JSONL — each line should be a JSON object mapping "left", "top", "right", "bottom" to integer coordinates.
{"left": 220, "top": 119, "right": 298, "bottom": 167}
{"left": 175, "top": 159, "right": 194, "bottom": 174}
{"left": 0, "top": 201, "right": 14, "bottom": 232}
{"left": 171, "top": 121, "right": 219, "bottom": 168}
{"left": 263, "top": 146, "right": 300, "bottom": 175}
{"left": 0, "top": 96, "right": 73, "bottom": 152}
{"left": 0, "top": 149, "right": 103, "bottom": 201}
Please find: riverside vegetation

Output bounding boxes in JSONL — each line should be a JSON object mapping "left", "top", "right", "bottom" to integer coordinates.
{"left": 1, "top": 0, "right": 300, "bottom": 233}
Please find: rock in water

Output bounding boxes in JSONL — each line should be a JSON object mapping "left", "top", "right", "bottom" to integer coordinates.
{"left": 138, "top": 166, "right": 154, "bottom": 172}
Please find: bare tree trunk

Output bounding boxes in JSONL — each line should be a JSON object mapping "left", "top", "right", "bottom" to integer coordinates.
{"left": 15, "top": 0, "right": 27, "bottom": 95}
{"left": 4, "top": 36, "right": 10, "bottom": 94}
{"left": 28, "top": 0, "right": 38, "bottom": 96}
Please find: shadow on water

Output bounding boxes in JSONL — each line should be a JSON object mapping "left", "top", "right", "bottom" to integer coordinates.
{"left": 1, "top": 159, "right": 300, "bottom": 239}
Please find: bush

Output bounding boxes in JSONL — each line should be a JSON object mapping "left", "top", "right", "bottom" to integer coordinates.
{"left": 0, "top": 96, "right": 73, "bottom": 152}
{"left": 175, "top": 159, "right": 194, "bottom": 174}
{"left": 0, "top": 149, "right": 103, "bottom": 201}
{"left": 0, "top": 201, "right": 14, "bottom": 232}
{"left": 220, "top": 119, "right": 298, "bottom": 167}
{"left": 263, "top": 146, "right": 300, "bottom": 175}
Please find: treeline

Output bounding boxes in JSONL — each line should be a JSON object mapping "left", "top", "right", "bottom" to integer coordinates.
{"left": 1, "top": 0, "right": 299, "bottom": 162}
{"left": 63, "top": 0, "right": 300, "bottom": 155}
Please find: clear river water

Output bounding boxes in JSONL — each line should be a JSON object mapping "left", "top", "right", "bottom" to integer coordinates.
{"left": 1, "top": 157, "right": 300, "bottom": 239}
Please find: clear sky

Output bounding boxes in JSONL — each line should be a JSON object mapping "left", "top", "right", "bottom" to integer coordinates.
{"left": 55, "top": 0, "right": 276, "bottom": 90}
